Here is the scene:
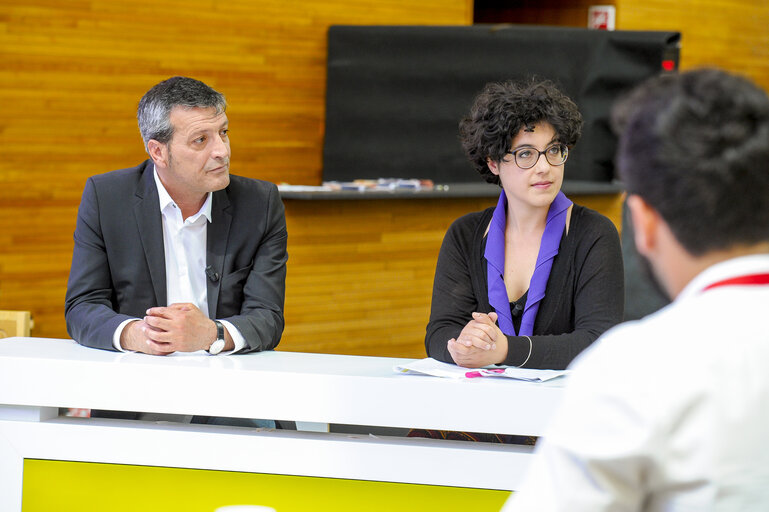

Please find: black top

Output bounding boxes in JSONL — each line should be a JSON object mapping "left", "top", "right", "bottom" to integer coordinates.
{"left": 510, "top": 290, "right": 528, "bottom": 335}
{"left": 425, "top": 204, "right": 624, "bottom": 370}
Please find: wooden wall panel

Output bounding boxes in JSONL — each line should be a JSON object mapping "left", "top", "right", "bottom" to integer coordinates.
{"left": 4, "top": 0, "right": 764, "bottom": 357}
{"left": 474, "top": 0, "right": 769, "bottom": 90}
{"left": 0, "top": 0, "right": 472, "bottom": 343}
{"left": 616, "top": 0, "right": 769, "bottom": 90}
{"left": 282, "top": 197, "right": 494, "bottom": 358}
{"left": 281, "top": 194, "right": 623, "bottom": 358}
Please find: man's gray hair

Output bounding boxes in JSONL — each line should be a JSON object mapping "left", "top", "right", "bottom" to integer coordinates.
{"left": 137, "top": 76, "right": 226, "bottom": 152}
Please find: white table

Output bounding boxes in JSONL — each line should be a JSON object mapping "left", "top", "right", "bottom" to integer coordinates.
{"left": 0, "top": 337, "right": 566, "bottom": 510}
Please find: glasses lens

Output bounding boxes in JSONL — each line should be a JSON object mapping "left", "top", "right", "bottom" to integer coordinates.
{"left": 545, "top": 144, "right": 568, "bottom": 165}
{"left": 513, "top": 148, "right": 537, "bottom": 168}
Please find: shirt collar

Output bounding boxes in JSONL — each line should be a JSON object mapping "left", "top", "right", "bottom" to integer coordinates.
{"left": 677, "top": 253, "right": 769, "bottom": 301}
{"left": 484, "top": 190, "right": 572, "bottom": 336}
{"left": 153, "top": 166, "right": 212, "bottom": 223}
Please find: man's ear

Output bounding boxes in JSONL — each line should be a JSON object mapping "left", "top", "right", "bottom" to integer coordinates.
{"left": 486, "top": 157, "right": 500, "bottom": 176}
{"left": 147, "top": 140, "right": 168, "bottom": 168}
{"left": 627, "top": 194, "right": 660, "bottom": 257}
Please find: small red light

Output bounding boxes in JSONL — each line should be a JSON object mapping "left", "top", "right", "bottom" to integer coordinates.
{"left": 662, "top": 60, "right": 676, "bottom": 71}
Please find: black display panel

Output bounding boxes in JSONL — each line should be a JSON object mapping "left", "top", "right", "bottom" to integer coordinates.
{"left": 323, "top": 25, "right": 680, "bottom": 184}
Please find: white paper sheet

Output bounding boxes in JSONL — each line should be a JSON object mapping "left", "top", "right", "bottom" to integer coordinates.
{"left": 394, "top": 357, "right": 569, "bottom": 382}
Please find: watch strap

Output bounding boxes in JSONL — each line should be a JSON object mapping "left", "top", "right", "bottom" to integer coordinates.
{"left": 214, "top": 320, "right": 224, "bottom": 342}
{"left": 208, "top": 320, "right": 225, "bottom": 354}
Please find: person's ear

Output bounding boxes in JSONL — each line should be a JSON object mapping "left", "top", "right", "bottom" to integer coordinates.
{"left": 627, "top": 194, "right": 660, "bottom": 257}
{"left": 486, "top": 157, "right": 500, "bottom": 176}
{"left": 147, "top": 140, "right": 168, "bottom": 168}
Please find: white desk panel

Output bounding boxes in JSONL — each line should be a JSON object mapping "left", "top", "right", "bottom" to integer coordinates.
{"left": 0, "top": 337, "right": 564, "bottom": 436}
{"left": 0, "top": 336, "right": 567, "bottom": 511}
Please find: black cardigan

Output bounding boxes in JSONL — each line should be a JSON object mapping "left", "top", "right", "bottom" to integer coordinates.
{"left": 425, "top": 204, "right": 624, "bottom": 370}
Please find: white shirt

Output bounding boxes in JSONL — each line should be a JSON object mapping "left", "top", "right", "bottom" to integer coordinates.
{"left": 155, "top": 169, "right": 211, "bottom": 314}
{"left": 111, "top": 169, "right": 245, "bottom": 353}
{"left": 504, "top": 254, "right": 769, "bottom": 511}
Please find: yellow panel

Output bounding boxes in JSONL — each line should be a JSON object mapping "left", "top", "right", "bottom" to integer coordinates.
{"left": 22, "top": 459, "right": 510, "bottom": 512}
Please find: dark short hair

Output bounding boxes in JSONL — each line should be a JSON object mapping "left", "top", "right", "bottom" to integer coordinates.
{"left": 458, "top": 78, "right": 583, "bottom": 185}
{"left": 137, "top": 76, "right": 226, "bottom": 152}
{"left": 612, "top": 68, "right": 769, "bottom": 256}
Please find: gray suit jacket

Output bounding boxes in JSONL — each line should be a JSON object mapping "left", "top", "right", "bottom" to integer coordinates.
{"left": 65, "top": 159, "right": 288, "bottom": 352}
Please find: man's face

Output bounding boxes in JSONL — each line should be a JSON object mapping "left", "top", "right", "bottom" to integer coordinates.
{"left": 627, "top": 194, "right": 673, "bottom": 302}
{"left": 636, "top": 250, "right": 672, "bottom": 303}
{"left": 156, "top": 106, "right": 231, "bottom": 200}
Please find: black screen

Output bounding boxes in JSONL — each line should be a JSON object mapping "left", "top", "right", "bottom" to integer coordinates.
{"left": 323, "top": 25, "right": 680, "bottom": 184}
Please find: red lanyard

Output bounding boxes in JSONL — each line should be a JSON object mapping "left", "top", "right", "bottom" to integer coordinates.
{"left": 702, "top": 273, "right": 769, "bottom": 292}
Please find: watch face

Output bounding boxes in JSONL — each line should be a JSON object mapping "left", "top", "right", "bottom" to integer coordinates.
{"left": 209, "top": 338, "right": 225, "bottom": 355}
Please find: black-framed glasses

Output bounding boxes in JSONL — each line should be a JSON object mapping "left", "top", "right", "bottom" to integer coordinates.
{"left": 506, "top": 143, "right": 569, "bottom": 169}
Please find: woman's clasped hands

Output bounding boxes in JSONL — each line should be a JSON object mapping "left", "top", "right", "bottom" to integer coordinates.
{"left": 447, "top": 311, "right": 508, "bottom": 368}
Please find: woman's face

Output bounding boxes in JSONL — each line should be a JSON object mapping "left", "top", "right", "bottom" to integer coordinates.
{"left": 486, "top": 121, "right": 564, "bottom": 212}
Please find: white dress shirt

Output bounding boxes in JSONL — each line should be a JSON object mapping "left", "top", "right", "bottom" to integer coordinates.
{"left": 504, "top": 254, "right": 769, "bottom": 511}
{"left": 111, "top": 169, "right": 245, "bottom": 353}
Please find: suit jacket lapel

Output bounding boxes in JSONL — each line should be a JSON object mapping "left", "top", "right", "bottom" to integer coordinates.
{"left": 133, "top": 161, "right": 167, "bottom": 306}
{"left": 207, "top": 188, "right": 231, "bottom": 318}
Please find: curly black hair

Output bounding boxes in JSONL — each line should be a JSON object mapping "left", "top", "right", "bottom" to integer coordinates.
{"left": 612, "top": 68, "right": 769, "bottom": 256}
{"left": 459, "top": 78, "right": 583, "bottom": 185}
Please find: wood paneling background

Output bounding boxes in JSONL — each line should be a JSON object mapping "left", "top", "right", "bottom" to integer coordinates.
{"left": 474, "top": 0, "right": 769, "bottom": 91}
{"left": 284, "top": 198, "right": 494, "bottom": 358}
{"left": 616, "top": 0, "right": 769, "bottom": 90}
{"left": 2, "top": 0, "right": 767, "bottom": 357}
{"left": 0, "top": 0, "right": 471, "bottom": 350}
{"left": 283, "top": 194, "right": 622, "bottom": 359}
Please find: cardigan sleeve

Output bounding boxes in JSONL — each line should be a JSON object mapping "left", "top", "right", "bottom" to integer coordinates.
{"left": 424, "top": 214, "right": 483, "bottom": 363}
{"left": 502, "top": 211, "right": 625, "bottom": 369}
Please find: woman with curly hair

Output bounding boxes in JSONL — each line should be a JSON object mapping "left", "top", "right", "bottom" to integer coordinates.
{"left": 425, "top": 78, "right": 624, "bottom": 369}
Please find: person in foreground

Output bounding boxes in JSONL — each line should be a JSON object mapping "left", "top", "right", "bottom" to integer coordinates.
{"left": 504, "top": 68, "right": 769, "bottom": 510}
{"left": 425, "top": 79, "right": 624, "bottom": 369}
{"left": 65, "top": 76, "right": 287, "bottom": 357}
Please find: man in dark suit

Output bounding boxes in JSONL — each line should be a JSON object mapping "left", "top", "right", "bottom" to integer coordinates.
{"left": 65, "top": 76, "right": 287, "bottom": 356}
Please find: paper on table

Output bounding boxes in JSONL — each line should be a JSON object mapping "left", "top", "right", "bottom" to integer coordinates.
{"left": 393, "top": 357, "right": 569, "bottom": 382}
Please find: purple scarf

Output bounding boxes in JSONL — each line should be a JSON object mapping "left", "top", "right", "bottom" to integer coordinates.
{"left": 485, "top": 191, "right": 572, "bottom": 336}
